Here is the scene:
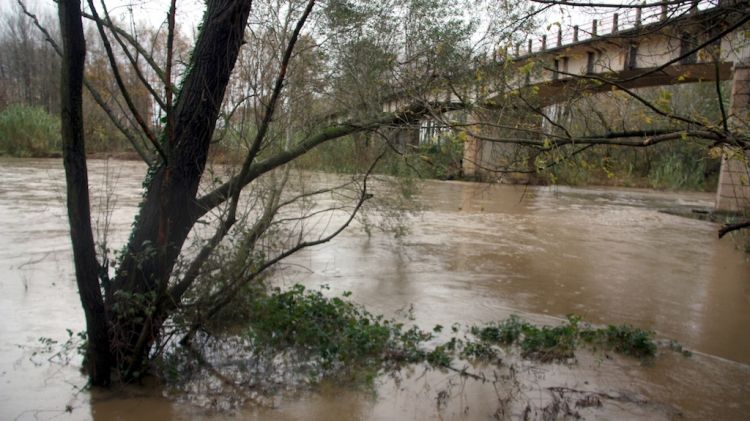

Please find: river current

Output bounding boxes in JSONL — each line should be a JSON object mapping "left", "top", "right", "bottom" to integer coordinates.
{"left": 0, "top": 158, "right": 748, "bottom": 420}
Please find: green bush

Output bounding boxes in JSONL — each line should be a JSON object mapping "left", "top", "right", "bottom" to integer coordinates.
{"left": 239, "top": 289, "right": 662, "bottom": 368}
{"left": 0, "top": 104, "right": 61, "bottom": 157}
{"left": 242, "top": 284, "right": 432, "bottom": 374}
{"left": 468, "top": 314, "right": 659, "bottom": 362}
{"left": 162, "top": 285, "right": 672, "bottom": 391}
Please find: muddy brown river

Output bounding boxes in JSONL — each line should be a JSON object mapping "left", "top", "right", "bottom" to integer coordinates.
{"left": 0, "top": 158, "right": 748, "bottom": 420}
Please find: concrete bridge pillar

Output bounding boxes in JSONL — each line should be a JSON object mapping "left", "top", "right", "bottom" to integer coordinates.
{"left": 716, "top": 152, "right": 750, "bottom": 211}
{"left": 462, "top": 113, "right": 481, "bottom": 178}
{"left": 715, "top": 26, "right": 750, "bottom": 212}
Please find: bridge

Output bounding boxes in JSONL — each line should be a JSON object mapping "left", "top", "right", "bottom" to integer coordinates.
{"left": 388, "top": 1, "right": 750, "bottom": 212}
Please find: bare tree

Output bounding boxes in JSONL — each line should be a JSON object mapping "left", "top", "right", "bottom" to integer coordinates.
{"left": 50, "top": 0, "right": 748, "bottom": 389}
{"left": 49, "top": 0, "right": 528, "bottom": 386}
{"left": 0, "top": 4, "right": 60, "bottom": 112}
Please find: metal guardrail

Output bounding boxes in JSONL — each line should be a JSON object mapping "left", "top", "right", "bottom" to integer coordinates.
{"left": 504, "top": 0, "right": 719, "bottom": 58}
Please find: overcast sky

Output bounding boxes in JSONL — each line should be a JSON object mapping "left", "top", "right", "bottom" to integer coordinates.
{"left": 2, "top": 0, "right": 205, "bottom": 33}
{"left": 1, "top": 0, "right": 615, "bottom": 29}
{"left": 2, "top": 0, "right": 714, "bottom": 50}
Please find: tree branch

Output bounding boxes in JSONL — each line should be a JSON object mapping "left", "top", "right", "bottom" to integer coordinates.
{"left": 613, "top": 11, "right": 750, "bottom": 85}
{"left": 230, "top": 0, "right": 317, "bottom": 199}
{"left": 719, "top": 220, "right": 750, "bottom": 238}
{"left": 531, "top": 0, "right": 701, "bottom": 8}
{"left": 181, "top": 152, "right": 384, "bottom": 345}
{"left": 80, "top": 10, "right": 170, "bottom": 87}
{"left": 164, "top": 0, "right": 177, "bottom": 152}
{"left": 87, "top": 0, "right": 166, "bottom": 162}
{"left": 714, "top": 54, "right": 729, "bottom": 133}
{"left": 99, "top": 2, "right": 167, "bottom": 110}
{"left": 18, "top": 0, "right": 154, "bottom": 163}
{"left": 461, "top": 128, "right": 720, "bottom": 148}
{"left": 193, "top": 101, "right": 464, "bottom": 219}
{"left": 57, "top": 0, "right": 111, "bottom": 386}
{"left": 546, "top": 66, "right": 723, "bottom": 136}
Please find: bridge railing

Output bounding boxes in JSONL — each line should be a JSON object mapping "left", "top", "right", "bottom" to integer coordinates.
{"left": 502, "top": 0, "right": 719, "bottom": 59}
{"left": 382, "top": 0, "right": 730, "bottom": 111}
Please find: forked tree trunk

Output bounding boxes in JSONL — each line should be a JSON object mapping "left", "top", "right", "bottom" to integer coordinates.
{"left": 58, "top": 0, "right": 255, "bottom": 383}
{"left": 60, "top": 0, "right": 431, "bottom": 382}
{"left": 106, "top": 0, "right": 253, "bottom": 376}
{"left": 58, "top": 0, "right": 112, "bottom": 386}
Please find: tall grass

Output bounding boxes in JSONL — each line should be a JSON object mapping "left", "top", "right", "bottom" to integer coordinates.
{"left": 545, "top": 141, "right": 720, "bottom": 191}
{"left": 0, "top": 105, "right": 61, "bottom": 157}
{"left": 647, "top": 152, "right": 712, "bottom": 190}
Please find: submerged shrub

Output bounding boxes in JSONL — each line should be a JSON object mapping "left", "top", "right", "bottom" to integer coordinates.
{"left": 580, "top": 323, "right": 658, "bottom": 358}
{"left": 470, "top": 314, "right": 526, "bottom": 344}
{"left": 520, "top": 323, "right": 579, "bottom": 362}
{"left": 233, "top": 288, "right": 660, "bottom": 369}
{"left": 242, "top": 284, "right": 432, "bottom": 375}
{"left": 168, "top": 284, "right": 667, "bottom": 399}
{"left": 468, "top": 314, "right": 658, "bottom": 362}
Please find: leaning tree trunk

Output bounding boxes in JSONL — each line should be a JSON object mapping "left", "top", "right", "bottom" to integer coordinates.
{"left": 107, "top": 0, "right": 253, "bottom": 377}
{"left": 58, "top": 0, "right": 113, "bottom": 386}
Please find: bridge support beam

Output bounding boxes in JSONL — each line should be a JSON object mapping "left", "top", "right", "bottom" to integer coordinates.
{"left": 715, "top": 26, "right": 750, "bottom": 212}
{"left": 716, "top": 150, "right": 750, "bottom": 212}
{"left": 462, "top": 114, "right": 481, "bottom": 178}
{"left": 715, "top": 60, "right": 750, "bottom": 212}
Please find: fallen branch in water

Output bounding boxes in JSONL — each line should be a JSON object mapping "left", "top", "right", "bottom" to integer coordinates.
{"left": 718, "top": 220, "right": 750, "bottom": 238}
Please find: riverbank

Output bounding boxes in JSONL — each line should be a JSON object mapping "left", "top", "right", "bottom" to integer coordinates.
{"left": 0, "top": 150, "right": 145, "bottom": 160}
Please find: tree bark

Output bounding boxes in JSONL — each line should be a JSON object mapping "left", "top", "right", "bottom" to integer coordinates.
{"left": 58, "top": 0, "right": 112, "bottom": 386}
{"left": 108, "top": 0, "right": 253, "bottom": 375}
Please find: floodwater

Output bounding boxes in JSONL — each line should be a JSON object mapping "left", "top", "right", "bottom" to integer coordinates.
{"left": 0, "top": 158, "right": 748, "bottom": 420}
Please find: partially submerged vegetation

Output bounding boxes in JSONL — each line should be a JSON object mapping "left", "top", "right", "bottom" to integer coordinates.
{"left": 467, "top": 314, "right": 657, "bottom": 363}
{"left": 143, "top": 283, "right": 677, "bottom": 410}
{"left": 8, "top": 0, "right": 744, "bottom": 400}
